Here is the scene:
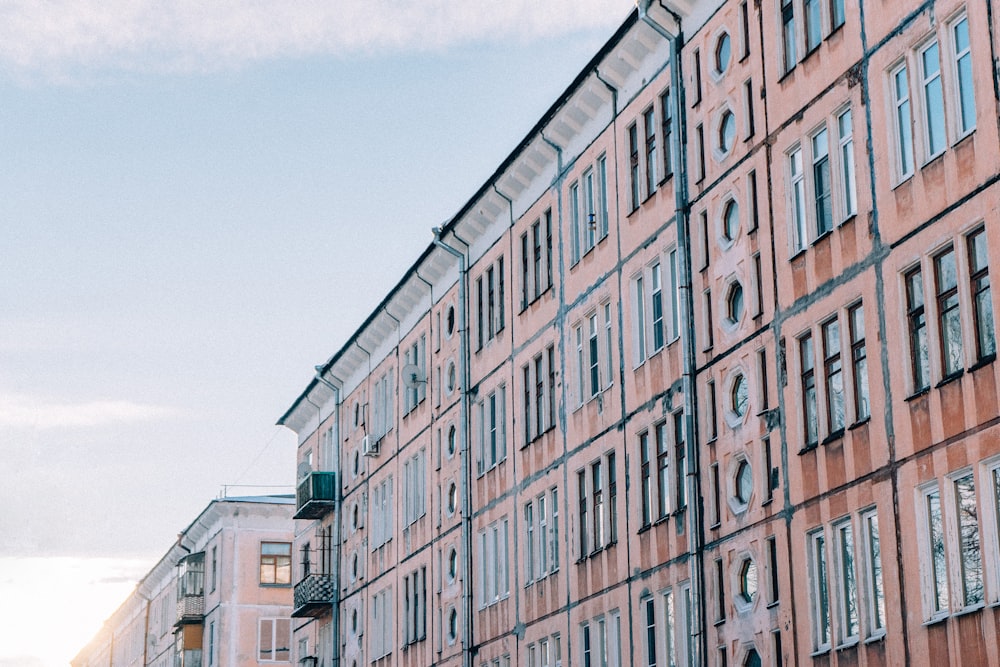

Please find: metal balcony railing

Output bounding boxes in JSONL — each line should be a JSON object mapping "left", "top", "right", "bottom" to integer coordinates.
{"left": 295, "top": 471, "right": 337, "bottom": 520}
{"left": 291, "top": 573, "right": 335, "bottom": 618}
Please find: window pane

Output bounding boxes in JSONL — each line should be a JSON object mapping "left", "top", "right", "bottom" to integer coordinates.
{"left": 921, "top": 42, "right": 946, "bottom": 156}
{"left": 894, "top": 67, "right": 914, "bottom": 176}
{"left": 953, "top": 18, "right": 976, "bottom": 133}
{"left": 955, "top": 475, "right": 983, "bottom": 606}
{"left": 927, "top": 488, "right": 950, "bottom": 613}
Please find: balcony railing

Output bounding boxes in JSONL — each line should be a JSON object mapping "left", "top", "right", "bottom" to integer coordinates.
{"left": 175, "top": 594, "right": 204, "bottom": 625}
{"left": 295, "top": 471, "right": 337, "bottom": 520}
{"left": 292, "top": 573, "right": 335, "bottom": 618}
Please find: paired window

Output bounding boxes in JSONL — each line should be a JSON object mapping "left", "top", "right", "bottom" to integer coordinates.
{"left": 521, "top": 210, "right": 554, "bottom": 308}
{"left": 634, "top": 253, "right": 680, "bottom": 365}
{"left": 475, "top": 258, "right": 505, "bottom": 350}
{"left": 478, "top": 517, "right": 510, "bottom": 607}
{"left": 403, "top": 335, "right": 427, "bottom": 413}
{"left": 401, "top": 566, "right": 427, "bottom": 646}
{"left": 799, "top": 301, "right": 871, "bottom": 446}
{"left": 258, "top": 618, "right": 291, "bottom": 662}
{"left": 905, "top": 228, "right": 995, "bottom": 393}
{"left": 524, "top": 488, "right": 560, "bottom": 584}
{"left": 787, "top": 107, "right": 857, "bottom": 254}
{"left": 371, "top": 476, "right": 394, "bottom": 549}
{"left": 371, "top": 372, "right": 394, "bottom": 441}
{"left": 575, "top": 305, "right": 614, "bottom": 404}
{"left": 808, "top": 509, "right": 886, "bottom": 651}
{"left": 577, "top": 452, "right": 618, "bottom": 556}
{"left": 477, "top": 385, "right": 507, "bottom": 474}
{"left": 571, "top": 156, "right": 610, "bottom": 262}
{"left": 259, "top": 542, "right": 291, "bottom": 586}
{"left": 526, "top": 633, "right": 562, "bottom": 667}
{"left": 580, "top": 611, "right": 622, "bottom": 667}
{"left": 402, "top": 449, "right": 427, "bottom": 527}
{"left": 522, "top": 345, "right": 557, "bottom": 445}
{"left": 370, "top": 587, "right": 393, "bottom": 659}
{"left": 889, "top": 14, "right": 976, "bottom": 181}
{"left": 639, "top": 414, "right": 686, "bottom": 526}
{"left": 643, "top": 586, "right": 692, "bottom": 667}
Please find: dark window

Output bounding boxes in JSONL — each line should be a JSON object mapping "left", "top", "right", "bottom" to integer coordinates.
{"left": 801, "top": 334, "right": 818, "bottom": 446}
{"left": 640, "top": 432, "right": 652, "bottom": 526}
{"left": 781, "top": 0, "right": 796, "bottom": 72}
{"left": 656, "top": 422, "right": 670, "bottom": 519}
{"left": 906, "top": 267, "right": 930, "bottom": 390}
{"left": 644, "top": 107, "right": 657, "bottom": 197}
{"left": 629, "top": 124, "right": 640, "bottom": 210}
{"left": 822, "top": 318, "right": 844, "bottom": 433}
{"left": 661, "top": 89, "right": 673, "bottom": 177}
{"left": 848, "top": 303, "right": 869, "bottom": 420}
{"left": 968, "top": 228, "right": 995, "bottom": 360}
{"left": 936, "top": 247, "right": 963, "bottom": 376}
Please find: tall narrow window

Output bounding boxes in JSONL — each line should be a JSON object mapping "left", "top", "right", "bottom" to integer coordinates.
{"left": 571, "top": 182, "right": 582, "bottom": 264}
{"left": 636, "top": 276, "right": 647, "bottom": 363}
{"left": 597, "top": 157, "right": 609, "bottom": 239}
{"left": 547, "top": 345, "right": 557, "bottom": 429}
{"left": 748, "top": 169, "right": 760, "bottom": 231}
{"left": 629, "top": 124, "right": 640, "bottom": 211}
{"left": 640, "top": 432, "right": 652, "bottom": 526}
{"left": 801, "top": 334, "right": 818, "bottom": 446}
{"left": 822, "top": 317, "right": 845, "bottom": 434}
{"left": 892, "top": 65, "right": 914, "bottom": 178}
{"left": 576, "top": 326, "right": 585, "bottom": 405}
{"left": 656, "top": 422, "right": 670, "bottom": 520}
{"left": 584, "top": 168, "right": 596, "bottom": 252}
{"left": 920, "top": 41, "right": 946, "bottom": 158}
{"left": 955, "top": 473, "right": 983, "bottom": 607}
{"left": 537, "top": 494, "right": 548, "bottom": 577}
{"left": 711, "top": 462, "right": 721, "bottom": 525}
{"left": 804, "top": 0, "right": 821, "bottom": 52}
{"left": 753, "top": 253, "right": 764, "bottom": 317}
{"left": 532, "top": 221, "right": 542, "bottom": 300}
{"left": 696, "top": 124, "right": 706, "bottom": 182}
{"left": 952, "top": 17, "right": 975, "bottom": 134}
{"left": 592, "top": 460, "right": 605, "bottom": 549}
{"left": 588, "top": 313, "right": 600, "bottom": 397}
{"left": 705, "top": 289, "right": 715, "bottom": 349}
{"left": 906, "top": 268, "right": 930, "bottom": 391}
{"left": 838, "top": 109, "right": 857, "bottom": 219}
{"left": 652, "top": 263, "right": 665, "bottom": 351}
{"left": 693, "top": 49, "right": 703, "bottom": 105}
{"left": 809, "top": 529, "right": 831, "bottom": 650}
{"left": 848, "top": 303, "right": 869, "bottom": 420}
{"left": 608, "top": 452, "right": 617, "bottom": 543}
{"left": 861, "top": 509, "right": 886, "bottom": 634}
{"left": 968, "top": 228, "right": 995, "bottom": 360}
{"left": 521, "top": 233, "right": 530, "bottom": 309}
{"left": 551, "top": 489, "right": 560, "bottom": 570}
{"left": 578, "top": 470, "right": 589, "bottom": 556}
{"left": 744, "top": 78, "right": 756, "bottom": 138}
{"left": 661, "top": 89, "right": 673, "bottom": 177}
{"left": 935, "top": 247, "right": 963, "bottom": 377}
{"left": 674, "top": 412, "right": 687, "bottom": 509}
{"left": 604, "top": 303, "right": 614, "bottom": 388}
{"left": 644, "top": 597, "right": 657, "bottom": 667}
{"left": 535, "top": 355, "right": 545, "bottom": 437}
{"left": 767, "top": 535, "right": 779, "bottom": 603}
{"left": 830, "top": 0, "right": 845, "bottom": 30}
{"left": 740, "top": 1, "right": 751, "bottom": 59}
{"left": 546, "top": 209, "right": 554, "bottom": 288}
{"left": 790, "top": 148, "right": 807, "bottom": 252}
{"left": 925, "top": 486, "right": 949, "bottom": 614}
{"left": 523, "top": 365, "right": 532, "bottom": 444}
{"left": 812, "top": 128, "right": 832, "bottom": 236}
{"left": 525, "top": 502, "right": 535, "bottom": 582}
{"left": 707, "top": 379, "right": 718, "bottom": 440}
{"left": 781, "top": 0, "right": 796, "bottom": 72}
{"left": 668, "top": 248, "right": 680, "bottom": 341}
{"left": 834, "top": 520, "right": 859, "bottom": 643}
{"left": 715, "top": 558, "right": 726, "bottom": 621}
{"left": 644, "top": 107, "right": 657, "bottom": 197}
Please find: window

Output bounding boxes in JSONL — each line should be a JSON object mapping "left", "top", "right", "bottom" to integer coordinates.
{"left": 656, "top": 422, "right": 670, "bottom": 520}
{"left": 372, "top": 371, "right": 394, "bottom": 441}
{"left": 210, "top": 546, "right": 217, "bottom": 593}
{"left": 522, "top": 344, "right": 556, "bottom": 444}
{"left": 644, "top": 597, "right": 657, "bottom": 667}
{"left": 726, "top": 281, "right": 745, "bottom": 324}
{"left": 597, "top": 156, "right": 609, "bottom": 240}
{"left": 954, "top": 473, "right": 983, "bottom": 607}
{"left": 767, "top": 535, "right": 780, "bottom": 604}
{"left": 404, "top": 335, "right": 427, "bottom": 412}
{"left": 968, "top": 227, "right": 995, "bottom": 360}
{"left": 781, "top": 0, "right": 796, "bottom": 72}
{"left": 740, "top": 1, "right": 751, "bottom": 59}
{"left": 402, "top": 566, "right": 427, "bottom": 645}
{"left": 636, "top": 275, "right": 647, "bottom": 364}
{"left": 730, "top": 373, "right": 749, "bottom": 419}
{"left": 808, "top": 529, "right": 831, "bottom": 650}
{"left": 576, "top": 307, "right": 611, "bottom": 402}
{"left": 922, "top": 484, "right": 950, "bottom": 615}
{"left": 668, "top": 249, "right": 680, "bottom": 342}
{"left": 629, "top": 124, "right": 641, "bottom": 211}
{"left": 952, "top": 16, "right": 975, "bottom": 135}
{"left": 696, "top": 124, "right": 706, "bottom": 182}
{"left": 715, "top": 559, "right": 726, "bottom": 621}
{"left": 693, "top": 48, "right": 703, "bottom": 104}
{"left": 812, "top": 128, "right": 832, "bottom": 236}
{"left": 738, "top": 556, "right": 758, "bottom": 605}
{"left": 804, "top": 0, "right": 821, "bottom": 52}
{"left": 526, "top": 487, "right": 560, "bottom": 583}
{"left": 830, "top": 0, "right": 845, "bottom": 30}
{"left": 588, "top": 313, "right": 600, "bottom": 396}
{"left": 861, "top": 509, "right": 886, "bottom": 635}
{"left": 371, "top": 476, "right": 394, "bottom": 549}
{"left": 371, "top": 587, "right": 393, "bottom": 658}
{"left": 674, "top": 412, "right": 687, "bottom": 510}
{"left": 715, "top": 31, "right": 732, "bottom": 73}
{"left": 258, "top": 618, "right": 291, "bottom": 662}
{"left": 521, "top": 210, "right": 554, "bottom": 308}
{"left": 652, "top": 263, "right": 665, "bottom": 351}
{"left": 906, "top": 267, "right": 930, "bottom": 391}
{"left": 744, "top": 77, "right": 755, "bottom": 138}
{"left": 640, "top": 431, "right": 653, "bottom": 527}
{"left": 645, "top": 107, "right": 658, "bottom": 197}
{"left": 848, "top": 303, "right": 870, "bottom": 420}
{"left": 584, "top": 168, "right": 597, "bottom": 252}
{"left": 578, "top": 453, "right": 616, "bottom": 555}
{"left": 891, "top": 64, "right": 915, "bottom": 178}
{"left": 800, "top": 334, "right": 818, "bottom": 446}
{"left": 837, "top": 109, "right": 857, "bottom": 219}
{"left": 478, "top": 517, "right": 509, "bottom": 606}
{"left": 403, "top": 449, "right": 427, "bottom": 527}
{"left": 935, "top": 247, "right": 963, "bottom": 377}
{"left": 920, "top": 40, "right": 946, "bottom": 158}
{"left": 822, "top": 317, "right": 845, "bottom": 434}
{"left": 723, "top": 199, "right": 739, "bottom": 242}
{"left": 476, "top": 258, "right": 505, "bottom": 349}
{"left": 660, "top": 89, "right": 673, "bottom": 178}
{"left": 789, "top": 147, "right": 807, "bottom": 252}
{"left": 734, "top": 458, "right": 752, "bottom": 505}
{"left": 260, "top": 542, "right": 291, "bottom": 586}
{"left": 477, "top": 385, "right": 506, "bottom": 473}
{"left": 719, "top": 110, "right": 736, "bottom": 155}
{"left": 833, "top": 520, "right": 859, "bottom": 644}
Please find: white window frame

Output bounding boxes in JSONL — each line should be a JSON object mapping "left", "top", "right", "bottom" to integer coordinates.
{"left": 258, "top": 618, "right": 291, "bottom": 663}
{"left": 918, "top": 39, "right": 946, "bottom": 160}
{"left": 832, "top": 517, "right": 860, "bottom": 646}
{"left": 789, "top": 146, "right": 807, "bottom": 253}
{"left": 807, "top": 528, "right": 832, "bottom": 652}
{"left": 890, "top": 62, "right": 915, "bottom": 181}
{"left": 950, "top": 14, "right": 975, "bottom": 137}
{"left": 477, "top": 385, "right": 507, "bottom": 474}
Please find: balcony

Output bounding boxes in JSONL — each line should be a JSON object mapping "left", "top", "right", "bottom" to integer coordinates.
{"left": 291, "top": 573, "right": 335, "bottom": 618}
{"left": 295, "top": 471, "right": 337, "bottom": 520}
{"left": 176, "top": 594, "right": 204, "bottom": 625}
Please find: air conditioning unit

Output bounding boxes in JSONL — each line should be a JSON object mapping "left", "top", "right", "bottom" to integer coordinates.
{"left": 362, "top": 435, "right": 380, "bottom": 457}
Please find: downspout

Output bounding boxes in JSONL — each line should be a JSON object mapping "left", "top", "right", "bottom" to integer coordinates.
{"left": 638, "top": 4, "right": 706, "bottom": 667}
{"left": 431, "top": 229, "right": 473, "bottom": 667}
{"left": 313, "top": 372, "right": 342, "bottom": 667}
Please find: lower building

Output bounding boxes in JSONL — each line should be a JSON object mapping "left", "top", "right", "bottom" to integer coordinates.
{"left": 72, "top": 495, "right": 295, "bottom": 667}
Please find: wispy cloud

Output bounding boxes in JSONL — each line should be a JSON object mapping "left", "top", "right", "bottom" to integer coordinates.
{"left": 0, "top": 0, "right": 635, "bottom": 79}
{"left": 0, "top": 394, "right": 177, "bottom": 429}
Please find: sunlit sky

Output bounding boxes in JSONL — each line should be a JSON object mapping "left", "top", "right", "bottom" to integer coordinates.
{"left": 0, "top": 1, "right": 634, "bottom": 664}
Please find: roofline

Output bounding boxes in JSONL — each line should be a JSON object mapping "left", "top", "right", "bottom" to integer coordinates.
{"left": 277, "top": 8, "right": 641, "bottom": 428}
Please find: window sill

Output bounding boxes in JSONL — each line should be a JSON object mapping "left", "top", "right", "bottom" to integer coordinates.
{"left": 802, "top": 44, "right": 821, "bottom": 64}
{"left": 920, "top": 150, "right": 946, "bottom": 171}
{"left": 952, "top": 128, "right": 976, "bottom": 150}
{"left": 810, "top": 647, "right": 831, "bottom": 658}
{"left": 714, "top": 617, "right": 726, "bottom": 627}
{"left": 709, "top": 521, "right": 721, "bottom": 530}
{"left": 828, "top": 23, "right": 845, "bottom": 40}
{"left": 658, "top": 173, "right": 674, "bottom": 188}
{"left": 922, "top": 613, "right": 949, "bottom": 627}
{"left": 821, "top": 429, "right": 845, "bottom": 446}
{"left": 789, "top": 247, "right": 807, "bottom": 262}
{"left": 766, "top": 600, "right": 780, "bottom": 610}
{"left": 777, "top": 66, "right": 795, "bottom": 84}
{"left": 839, "top": 213, "right": 857, "bottom": 228}
{"left": 892, "top": 172, "right": 914, "bottom": 191}
{"left": 954, "top": 602, "right": 986, "bottom": 617}
{"left": 260, "top": 583, "right": 292, "bottom": 588}
{"left": 836, "top": 639, "right": 860, "bottom": 651}
{"left": 798, "top": 442, "right": 819, "bottom": 456}
{"left": 812, "top": 229, "right": 833, "bottom": 246}
{"left": 905, "top": 387, "right": 930, "bottom": 402}
{"left": 969, "top": 355, "right": 996, "bottom": 373}
{"left": 761, "top": 496, "right": 774, "bottom": 507}
{"left": 848, "top": 416, "right": 871, "bottom": 431}
{"left": 863, "top": 631, "right": 886, "bottom": 645}
{"left": 935, "top": 370, "right": 964, "bottom": 389}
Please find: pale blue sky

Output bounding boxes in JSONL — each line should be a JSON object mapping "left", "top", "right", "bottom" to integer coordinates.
{"left": 0, "top": 2, "right": 632, "bottom": 664}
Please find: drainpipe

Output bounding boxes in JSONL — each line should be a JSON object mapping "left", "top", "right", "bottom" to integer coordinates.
{"left": 638, "top": 4, "right": 706, "bottom": 667}
{"left": 431, "top": 228, "right": 473, "bottom": 667}
{"left": 313, "top": 370, "right": 342, "bottom": 667}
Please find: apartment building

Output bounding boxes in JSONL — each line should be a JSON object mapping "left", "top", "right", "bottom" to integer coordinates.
{"left": 279, "top": 0, "right": 1000, "bottom": 665}
{"left": 72, "top": 495, "right": 294, "bottom": 667}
